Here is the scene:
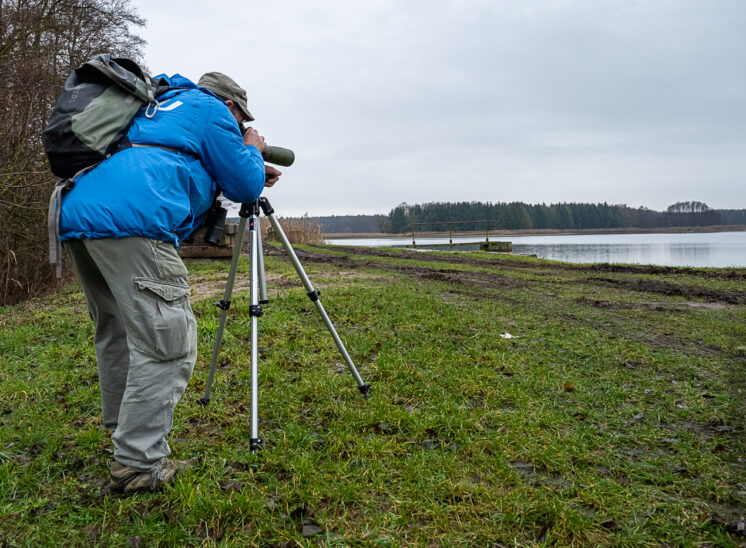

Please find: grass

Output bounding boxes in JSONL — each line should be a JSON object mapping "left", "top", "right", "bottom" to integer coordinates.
{"left": 1, "top": 244, "right": 745, "bottom": 546}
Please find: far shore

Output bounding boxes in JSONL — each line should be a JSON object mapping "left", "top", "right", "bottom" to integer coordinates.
{"left": 323, "top": 224, "right": 746, "bottom": 239}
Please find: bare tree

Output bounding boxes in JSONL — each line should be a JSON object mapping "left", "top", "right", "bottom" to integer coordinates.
{"left": 0, "top": 0, "right": 145, "bottom": 305}
{"left": 666, "top": 201, "right": 711, "bottom": 213}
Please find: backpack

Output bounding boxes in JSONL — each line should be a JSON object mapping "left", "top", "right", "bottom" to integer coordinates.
{"left": 46, "top": 54, "right": 170, "bottom": 277}
{"left": 44, "top": 54, "right": 169, "bottom": 178}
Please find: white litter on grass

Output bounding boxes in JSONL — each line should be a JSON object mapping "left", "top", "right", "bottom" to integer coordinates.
{"left": 500, "top": 333, "right": 514, "bottom": 339}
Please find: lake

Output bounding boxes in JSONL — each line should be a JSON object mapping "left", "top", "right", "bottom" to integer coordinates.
{"left": 326, "top": 231, "right": 746, "bottom": 268}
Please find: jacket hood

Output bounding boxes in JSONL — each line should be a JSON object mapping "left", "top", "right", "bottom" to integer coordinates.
{"left": 154, "top": 73, "right": 200, "bottom": 90}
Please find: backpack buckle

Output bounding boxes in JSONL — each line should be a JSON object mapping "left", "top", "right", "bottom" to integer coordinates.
{"left": 145, "top": 100, "right": 160, "bottom": 119}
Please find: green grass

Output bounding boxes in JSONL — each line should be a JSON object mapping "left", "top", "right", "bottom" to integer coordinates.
{"left": 1, "top": 245, "right": 745, "bottom": 546}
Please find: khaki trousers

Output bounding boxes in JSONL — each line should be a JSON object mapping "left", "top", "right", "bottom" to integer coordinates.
{"left": 65, "top": 237, "right": 197, "bottom": 471}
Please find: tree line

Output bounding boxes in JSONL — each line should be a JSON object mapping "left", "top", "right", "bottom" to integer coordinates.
{"left": 0, "top": 0, "right": 144, "bottom": 305}
{"left": 306, "top": 202, "right": 746, "bottom": 235}
{"left": 387, "top": 201, "right": 740, "bottom": 233}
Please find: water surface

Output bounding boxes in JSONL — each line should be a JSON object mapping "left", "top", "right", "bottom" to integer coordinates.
{"left": 326, "top": 231, "right": 746, "bottom": 268}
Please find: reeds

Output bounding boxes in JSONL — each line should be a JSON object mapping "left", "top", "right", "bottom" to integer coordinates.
{"left": 260, "top": 215, "right": 324, "bottom": 245}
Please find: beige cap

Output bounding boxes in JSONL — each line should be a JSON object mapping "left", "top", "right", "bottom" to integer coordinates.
{"left": 198, "top": 71, "right": 254, "bottom": 122}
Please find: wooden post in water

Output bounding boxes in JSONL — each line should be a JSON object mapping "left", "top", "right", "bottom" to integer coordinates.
{"left": 485, "top": 220, "right": 489, "bottom": 244}
{"left": 411, "top": 225, "right": 416, "bottom": 248}
{"left": 449, "top": 224, "right": 453, "bottom": 248}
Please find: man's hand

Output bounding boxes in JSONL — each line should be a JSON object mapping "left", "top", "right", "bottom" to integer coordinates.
{"left": 242, "top": 126, "right": 266, "bottom": 153}
{"left": 265, "top": 165, "right": 281, "bottom": 187}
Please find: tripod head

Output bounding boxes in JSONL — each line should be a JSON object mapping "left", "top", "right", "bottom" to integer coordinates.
{"left": 239, "top": 197, "right": 274, "bottom": 218}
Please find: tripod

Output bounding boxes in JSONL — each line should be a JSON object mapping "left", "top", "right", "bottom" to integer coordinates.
{"left": 197, "top": 197, "right": 371, "bottom": 451}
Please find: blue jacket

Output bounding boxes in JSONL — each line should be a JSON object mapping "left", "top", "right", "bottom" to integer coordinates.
{"left": 59, "top": 74, "right": 265, "bottom": 246}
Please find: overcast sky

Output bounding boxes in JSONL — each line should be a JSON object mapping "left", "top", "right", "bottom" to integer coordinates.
{"left": 131, "top": 0, "right": 746, "bottom": 216}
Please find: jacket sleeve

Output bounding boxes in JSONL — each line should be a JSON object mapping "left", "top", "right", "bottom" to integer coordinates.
{"left": 199, "top": 99, "right": 265, "bottom": 204}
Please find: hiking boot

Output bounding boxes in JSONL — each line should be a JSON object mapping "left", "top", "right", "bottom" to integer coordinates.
{"left": 108, "top": 458, "right": 196, "bottom": 493}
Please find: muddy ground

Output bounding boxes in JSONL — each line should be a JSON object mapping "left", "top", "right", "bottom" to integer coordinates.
{"left": 189, "top": 244, "right": 745, "bottom": 360}
{"left": 294, "top": 245, "right": 746, "bottom": 305}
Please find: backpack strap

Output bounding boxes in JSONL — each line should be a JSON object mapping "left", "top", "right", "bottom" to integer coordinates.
{"left": 143, "top": 72, "right": 160, "bottom": 119}
{"left": 131, "top": 143, "right": 181, "bottom": 154}
{"left": 47, "top": 163, "right": 101, "bottom": 278}
{"left": 48, "top": 179, "right": 74, "bottom": 278}
{"left": 130, "top": 143, "right": 199, "bottom": 159}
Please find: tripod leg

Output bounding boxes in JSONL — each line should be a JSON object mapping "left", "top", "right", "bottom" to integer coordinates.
{"left": 265, "top": 212, "right": 371, "bottom": 397}
{"left": 248, "top": 213, "right": 263, "bottom": 451}
{"left": 256, "top": 221, "right": 268, "bottom": 304}
{"left": 199, "top": 215, "right": 248, "bottom": 406}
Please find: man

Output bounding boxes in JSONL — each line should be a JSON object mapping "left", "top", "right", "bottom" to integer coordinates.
{"left": 58, "top": 71, "right": 280, "bottom": 492}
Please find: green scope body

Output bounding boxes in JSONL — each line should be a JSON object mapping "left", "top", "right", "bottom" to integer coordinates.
{"left": 262, "top": 145, "right": 295, "bottom": 167}
{"left": 239, "top": 121, "right": 295, "bottom": 167}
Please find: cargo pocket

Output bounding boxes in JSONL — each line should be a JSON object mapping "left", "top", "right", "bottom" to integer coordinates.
{"left": 133, "top": 277, "right": 191, "bottom": 362}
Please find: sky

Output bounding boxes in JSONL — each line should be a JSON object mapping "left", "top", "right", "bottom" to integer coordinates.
{"left": 131, "top": 0, "right": 746, "bottom": 217}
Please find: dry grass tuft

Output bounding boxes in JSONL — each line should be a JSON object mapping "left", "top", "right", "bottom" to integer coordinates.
{"left": 261, "top": 215, "right": 324, "bottom": 245}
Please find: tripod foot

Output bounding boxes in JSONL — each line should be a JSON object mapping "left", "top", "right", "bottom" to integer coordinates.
{"left": 197, "top": 397, "right": 210, "bottom": 407}
{"left": 250, "top": 438, "right": 263, "bottom": 452}
{"left": 358, "top": 384, "right": 372, "bottom": 398}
